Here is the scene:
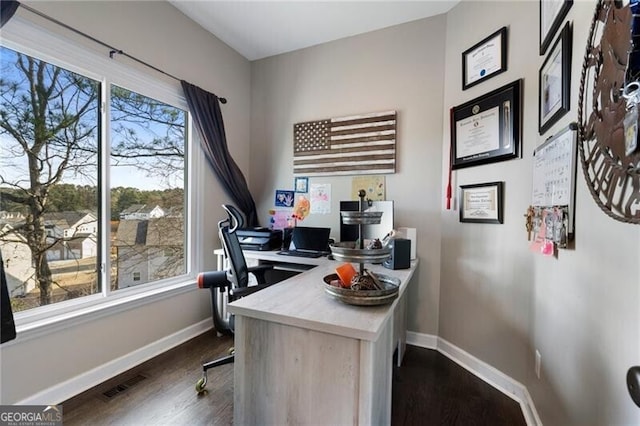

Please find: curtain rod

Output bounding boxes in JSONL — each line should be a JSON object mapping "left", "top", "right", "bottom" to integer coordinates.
{"left": 17, "top": 2, "right": 227, "bottom": 104}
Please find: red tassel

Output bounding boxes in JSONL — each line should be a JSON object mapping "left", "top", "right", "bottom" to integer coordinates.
{"left": 446, "top": 107, "right": 454, "bottom": 210}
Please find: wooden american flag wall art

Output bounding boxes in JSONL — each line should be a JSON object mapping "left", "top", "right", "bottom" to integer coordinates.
{"left": 293, "top": 110, "right": 397, "bottom": 176}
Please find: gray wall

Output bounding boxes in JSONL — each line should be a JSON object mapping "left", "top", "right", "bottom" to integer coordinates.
{"left": 0, "top": 1, "right": 250, "bottom": 404}
{"left": 250, "top": 15, "right": 447, "bottom": 337}
{"left": 2, "top": 2, "right": 639, "bottom": 424}
{"left": 440, "top": 0, "right": 538, "bottom": 396}
{"left": 251, "top": 1, "right": 640, "bottom": 425}
{"left": 441, "top": 1, "right": 640, "bottom": 425}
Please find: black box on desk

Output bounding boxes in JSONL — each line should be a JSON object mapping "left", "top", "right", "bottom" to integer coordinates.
{"left": 237, "top": 228, "right": 282, "bottom": 251}
{"left": 383, "top": 238, "right": 411, "bottom": 270}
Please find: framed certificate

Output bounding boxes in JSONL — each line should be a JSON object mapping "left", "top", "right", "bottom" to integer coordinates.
{"left": 450, "top": 79, "right": 522, "bottom": 169}
{"left": 540, "top": 0, "right": 572, "bottom": 55}
{"left": 459, "top": 181, "right": 504, "bottom": 224}
{"left": 539, "top": 22, "right": 572, "bottom": 134}
{"left": 462, "top": 27, "right": 508, "bottom": 90}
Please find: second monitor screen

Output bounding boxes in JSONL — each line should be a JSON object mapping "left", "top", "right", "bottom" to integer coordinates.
{"left": 339, "top": 200, "right": 394, "bottom": 242}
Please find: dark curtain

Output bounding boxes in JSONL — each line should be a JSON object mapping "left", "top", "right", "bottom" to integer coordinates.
{"left": 1, "top": 250, "right": 17, "bottom": 344}
{"left": 1, "top": 0, "right": 20, "bottom": 28}
{"left": 181, "top": 81, "right": 259, "bottom": 227}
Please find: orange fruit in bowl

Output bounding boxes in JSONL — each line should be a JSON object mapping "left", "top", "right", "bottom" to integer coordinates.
{"left": 335, "top": 263, "right": 357, "bottom": 288}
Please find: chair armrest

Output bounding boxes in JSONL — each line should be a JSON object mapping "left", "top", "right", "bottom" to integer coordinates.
{"left": 197, "top": 271, "right": 229, "bottom": 289}
{"left": 247, "top": 264, "right": 274, "bottom": 284}
{"left": 230, "top": 283, "right": 274, "bottom": 299}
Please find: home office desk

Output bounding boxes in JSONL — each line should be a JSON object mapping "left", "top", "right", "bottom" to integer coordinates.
{"left": 214, "top": 248, "right": 326, "bottom": 273}
{"left": 215, "top": 248, "right": 418, "bottom": 425}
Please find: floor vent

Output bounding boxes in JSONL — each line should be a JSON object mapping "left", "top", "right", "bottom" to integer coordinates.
{"left": 101, "top": 374, "right": 147, "bottom": 400}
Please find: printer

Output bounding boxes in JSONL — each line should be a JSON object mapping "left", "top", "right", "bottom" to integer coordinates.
{"left": 236, "top": 227, "right": 283, "bottom": 251}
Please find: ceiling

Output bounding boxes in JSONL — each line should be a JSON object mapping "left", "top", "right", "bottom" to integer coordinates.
{"left": 169, "top": 1, "right": 460, "bottom": 61}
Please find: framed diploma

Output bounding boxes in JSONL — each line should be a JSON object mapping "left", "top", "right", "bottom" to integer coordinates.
{"left": 540, "top": 0, "right": 572, "bottom": 55}
{"left": 539, "top": 22, "right": 571, "bottom": 135}
{"left": 450, "top": 79, "right": 522, "bottom": 169}
{"left": 462, "top": 27, "right": 508, "bottom": 90}
{"left": 459, "top": 181, "right": 504, "bottom": 224}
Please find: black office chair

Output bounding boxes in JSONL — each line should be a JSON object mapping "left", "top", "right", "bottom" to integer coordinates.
{"left": 195, "top": 204, "right": 276, "bottom": 393}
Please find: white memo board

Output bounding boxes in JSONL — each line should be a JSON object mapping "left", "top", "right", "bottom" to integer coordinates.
{"left": 531, "top": 124, "right": 578, "bottom": 233}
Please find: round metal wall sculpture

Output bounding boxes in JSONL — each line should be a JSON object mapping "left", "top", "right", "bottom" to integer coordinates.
{"left": 578, "top": 0, "right": 640, "bottom": 223}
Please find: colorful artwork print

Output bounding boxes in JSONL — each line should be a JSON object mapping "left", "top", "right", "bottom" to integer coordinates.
{"left": 292, "top": 195, "right": 310, "bottom": 221}
{"left": 268, "top": 209, "right": 294, "bottom": 229}
{"left": 351, "top": 176, "right": 385, "bottom": 201}
{"left": 275, "top": 190, "right": 295, "bottom": 207}
{"left": 310, "top": 183, "right": 331, "bottom": 214}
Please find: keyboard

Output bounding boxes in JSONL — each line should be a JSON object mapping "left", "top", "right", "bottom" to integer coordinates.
{"left": 277, "top": 250, "right": 326, "bottom": 258}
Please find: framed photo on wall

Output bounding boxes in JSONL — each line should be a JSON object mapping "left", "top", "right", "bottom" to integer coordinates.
{"left": 539, "top": 22, "right": 572, "bottom": 134}
{"left": 294, "top": 176, "right": 309, "bottom": 193}
{"left": 450, "top": 79, "right": 522, "bottom": 169}
{"left": 275, "top": 190, "right": 295, "bottom": 208}
{"left": 459, "top": 181, "right": 504, "bottom": 224}
{"left": 462, "top": 27, "right": 508, "bottom": 90}
{"left": 540, "top": 0, "right": 572, "bottom": 55}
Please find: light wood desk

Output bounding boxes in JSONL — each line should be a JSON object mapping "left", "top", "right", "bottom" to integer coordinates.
{"left": 215, "top": 248, "right": 326, "bottom": 273}
{"left": 217, "top": 249, "right": 418, "bottom": 425}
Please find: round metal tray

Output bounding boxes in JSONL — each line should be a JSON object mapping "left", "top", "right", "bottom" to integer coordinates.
{"left": 340, "top": 211, "right": 383, "bottom": 225}
{"left": 330, "top": 242, "right": 391, "bottom": 263}
{"left": 323, "top": 273, "right": 400, "bottom": 306}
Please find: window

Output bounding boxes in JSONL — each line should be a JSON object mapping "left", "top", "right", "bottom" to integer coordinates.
{"left": 0, "top": 18, "right": 194, "bottom": 317}
{"left": 110, "top": 85, "right": 187, "bottom": 291}
{"left": 0, "top": 46, "right": 100, "bottom": 310}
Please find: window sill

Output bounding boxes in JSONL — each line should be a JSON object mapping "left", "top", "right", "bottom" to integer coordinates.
{"left": 5, "top": 280, "right": 198, "bottom": 346}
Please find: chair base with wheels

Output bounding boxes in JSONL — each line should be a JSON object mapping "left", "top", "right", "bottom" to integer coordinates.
{"left": 194, "top": 205, "right": 276, "bottom": 394}
{"left": 195, "top": 267, "right": 272, "bottom": 393}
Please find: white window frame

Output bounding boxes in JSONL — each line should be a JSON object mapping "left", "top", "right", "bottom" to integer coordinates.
{"left": 1, "top": 15, "right": 204, "bottom": 338}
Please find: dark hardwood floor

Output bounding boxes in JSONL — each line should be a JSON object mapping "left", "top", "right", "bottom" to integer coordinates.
{"left": 62, "top": 331, "right": 235, "bottom": 426}
{"left": 62, "top": 332, "right": 526, "bottom": 425}
{"left": 392, "top": 346, "right": 526, "bottom": 426}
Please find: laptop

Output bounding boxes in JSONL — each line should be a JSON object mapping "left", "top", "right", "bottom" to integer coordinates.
{"left": 277, "top": 226, "right": 331, "bottom": 258}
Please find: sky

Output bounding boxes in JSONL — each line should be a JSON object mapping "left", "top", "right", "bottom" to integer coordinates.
{"left": 0, "top": 135, "right": 182, "bottom": 192}
{"left": 1, "top": 46, "right": 185, "bottom": 193}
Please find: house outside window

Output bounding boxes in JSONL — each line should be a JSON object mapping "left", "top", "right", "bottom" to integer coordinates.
{"left": 0, "top": 18, "right": 195, "bottom": 317}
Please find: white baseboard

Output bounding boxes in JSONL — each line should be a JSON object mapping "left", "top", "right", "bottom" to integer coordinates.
{"left": 406, "top": 330, "right": 438, "bottom": 349}
{"left": 520, "top": 385, "right": 543, "bottom": 426}
{"left": 18, "top": 324, "right": 541, "bottom": 425}
{"left": 17, "top": 319, "right": 213, "bottom": 405}
{"left": 407, "top": 331, "right": 542, "bottom": 426}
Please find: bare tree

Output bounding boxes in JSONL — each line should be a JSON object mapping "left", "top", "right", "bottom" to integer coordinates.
{"left": 110, "top": 86, "right": 186, "bottom": 184}
{"left": 0, "top": 49, "right": 99, "bottom": 306}
{"left": 1, "top": 47, "right": 187, "bottom": 308}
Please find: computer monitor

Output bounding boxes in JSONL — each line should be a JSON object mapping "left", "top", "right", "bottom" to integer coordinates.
{"left": 289, "top": 226, "right": 331, "bottom": 253}
{"left": 339, "top": 200, "right": 394, "bottom": 242}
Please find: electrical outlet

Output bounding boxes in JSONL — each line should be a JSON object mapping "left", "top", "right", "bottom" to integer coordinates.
{"left": 535, "top": 350, "right": 542, "bottom": 379}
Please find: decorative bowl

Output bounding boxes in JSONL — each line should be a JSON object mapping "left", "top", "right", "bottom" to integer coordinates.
{"left": 323, "top": 273, "right": 399, "bottom": 306}
{"left": 340, "top": 211, "right": 383, "bottom": 225}
{"left": 329, "top": 242, "right": 391, "bottom": 263}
